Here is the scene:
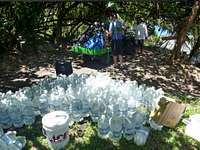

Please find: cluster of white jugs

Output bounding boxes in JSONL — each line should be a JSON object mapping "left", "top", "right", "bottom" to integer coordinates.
{"left": 0, "top": 73, "right": 164, "bottom": 146}
{"left": 0, "top": 128, "right": 26, "bottom": 150}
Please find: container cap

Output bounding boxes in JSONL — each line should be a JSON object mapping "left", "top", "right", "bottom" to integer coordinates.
{"left": 42, "top": 111, "right": 69, "bottom": 129}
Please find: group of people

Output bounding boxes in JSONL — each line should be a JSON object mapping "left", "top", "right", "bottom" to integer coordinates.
{"left": 78, "top": 13, "right": 148, "bottom": 68}
{"left": 107, "top": 13, "right": 148, "bottom": 68}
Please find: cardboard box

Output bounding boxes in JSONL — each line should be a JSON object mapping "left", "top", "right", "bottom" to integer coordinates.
{"left": 150, "top": 97, "right": 186, "bottom": 128}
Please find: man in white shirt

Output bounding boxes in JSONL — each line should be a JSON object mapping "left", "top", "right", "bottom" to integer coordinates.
{"left": 134, "top": 18, "right": 148, "bottom": 54}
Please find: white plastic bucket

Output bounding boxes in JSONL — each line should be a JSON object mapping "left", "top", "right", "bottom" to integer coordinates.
{"left": 42, "top": 111, "right": 69, "bottom": 150}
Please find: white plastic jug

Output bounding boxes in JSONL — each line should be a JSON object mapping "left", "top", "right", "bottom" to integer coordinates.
{"left": 134, "top": 127, "right": 149, "bottom": 146}
{"left": 183, "top": 114, "right": 200, "bottom": 142}
{"left": 98, "top": 115, "right": 110, "bottom": 139}
{"left": 109, "top": 115, "right": 123, "bottom": 141}
{"left": 123, "top": 117, "right": 135, "bottom": 141}
{"left": 0, "top": 139, "right": 7, "bottom": 150}
{"left": 42, "top": 111, "right": 69, "bottom": 150}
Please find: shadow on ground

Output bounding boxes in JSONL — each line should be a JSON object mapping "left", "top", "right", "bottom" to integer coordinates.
{"left": 0, "top": 44, "right": 199, "bottom": 99}
{"left": 99, "top": 47, "right": 200, "bottom": 98}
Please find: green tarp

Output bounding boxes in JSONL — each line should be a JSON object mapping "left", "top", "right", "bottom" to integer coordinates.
{"left": 70, "top": 46, "right": 111, "bottom": 56}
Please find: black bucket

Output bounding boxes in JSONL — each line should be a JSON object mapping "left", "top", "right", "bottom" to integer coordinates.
{"left": 55, "top": 60, "right": 73, "bottom": 76}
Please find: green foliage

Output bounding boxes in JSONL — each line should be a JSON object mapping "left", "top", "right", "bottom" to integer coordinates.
{"left": 14, "top": 2, "right": 44, "bottom": 33}
{"left": 0, "top": 3, "right": 15, "bottom": 53}
{"left": 0, "top": 1, "right": 198, "bottom": 55}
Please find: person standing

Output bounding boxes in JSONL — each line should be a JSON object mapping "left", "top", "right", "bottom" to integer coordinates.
{"left": 109, "top": 14, "right": 124, "bottom": 68}
{"left": 134, "top": 18, "right": 148, "bottom": 54}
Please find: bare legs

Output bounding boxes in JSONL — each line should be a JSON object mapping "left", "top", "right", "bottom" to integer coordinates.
{"left": 113, "top": 55, "right": 123, "bottom": 67}
{"left": 119, "top": 55, "right": 123, "bottom": 64}
{"left": 112, "top": 40, "right": 123, "bottom": 68}
{"left": 137, "top": 48, "right": 143, "bottom": 54}
{"left": 140, "top": 46, "right": 143, "bottom": 54}
{"left": 113, "top": 56, "right": 118, "bottom": 67}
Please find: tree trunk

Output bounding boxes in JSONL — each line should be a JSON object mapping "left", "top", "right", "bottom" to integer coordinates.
{"left": 189, "top": 36, "right": 200, "bottom": 59}
{"left": 171, "top": 0, "right": 200, "bottom": 61}
{"left": 53, "top": 2, "right": 66, "bottom": 45}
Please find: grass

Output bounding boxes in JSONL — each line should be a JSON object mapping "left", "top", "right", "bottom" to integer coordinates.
{"left": 15, "top": 95, "right": 200, "bottom": 150}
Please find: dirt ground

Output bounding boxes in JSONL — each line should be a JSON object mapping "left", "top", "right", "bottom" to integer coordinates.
{"left": 0, "top": 46, "right": 199, "bottom": 99}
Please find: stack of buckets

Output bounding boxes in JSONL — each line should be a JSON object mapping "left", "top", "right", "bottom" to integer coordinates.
{"left": 42, "top": 111, "right": 70, "bottom": 150}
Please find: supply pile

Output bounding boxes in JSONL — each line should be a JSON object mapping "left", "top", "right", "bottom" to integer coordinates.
{"left": 0, "top": 74, "right": 164, "bottom": 145}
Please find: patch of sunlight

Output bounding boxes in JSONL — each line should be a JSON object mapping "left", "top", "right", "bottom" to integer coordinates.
{"left": 36, "top": 136, "right": 49, "bottom": 146}
{"left": 143, "top": 73, "right": 155, "bottom": 79}
{"left": 165, "top": 131, "right": 185, "bottom": 149}
{"left": 76, "top": 137, "right": 85, "bottom": 145}
{"left": 18, "top": 65, "right": 30, "bottom": 73}
{"left": 26, "top": 140, "right": 33, "bottom": 148}
{"left": 171, "top": 147, "right": 180, "bottom": 150}
{"left": 135, "top": 66, "right": 144, "bottom": 71}
{"left": 184, "top": 101, "right": 200, "bottom": 117}
{"left": 34, "top": 66, "right": 54, "bottom": 77}
{"left": 165, "top": 131, "right": 176, "bottom": 143}
{"left": 12, "top": 78, "right": 28, "bottom": 82}
{"left": 160, "top": 66, "right": 167, "bottom": 70}
{"left": 82, "top": 123, "right": 96, "bottom": 144}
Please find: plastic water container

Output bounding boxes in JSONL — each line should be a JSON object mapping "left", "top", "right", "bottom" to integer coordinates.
{"left": 81, "top": 99, "right": 90, "bottom": 115}
{"left": 134, "top": 127, "right": 149, "bottom": 146}
{"left": 70, "top": 99, "right": 83, "bottom": 122}
{"left": 14, "top": 137, "right": 26, "bottom": 150}
{"left": 131, "top": 112, "right": 147, "bottom": 128}
{"left": 0, "top": 111, "right": 12, "bottom": 129}
{"left": 42, "top": 111, "right": 70, "bottom": 150}
{"left": 1, "top": 134, "right": 13, "bottom": 145}
{"left": 0, "top": 128, "right": 3, "bottom": 137}
{"left": 123, "top": 117, "right": 135, "bottom": 141}
{"left": 7, "top": 144, "right": 20, "bottom": 150}
{"left": 97, "top": 115, "right": 110, "bottom": 139}
{"left": 0, "top": 138, "right": 7, "bottom": 150}
{"left": 89, "top": 101, "right": 101, "bottom": 122}
{"left": 109, "top": 115, "right": 123, "bottom": 141}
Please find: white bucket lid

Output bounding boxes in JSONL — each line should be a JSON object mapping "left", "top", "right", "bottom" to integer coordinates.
{"left": 42, "top": 111, "right": 69, "bottom": 130}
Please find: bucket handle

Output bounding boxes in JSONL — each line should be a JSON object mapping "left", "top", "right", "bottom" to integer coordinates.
{"left": 182, "top": 118, "right": 191, "bottom": 125}
{"left": 55, "top": 114, "right": 67, "bottom": 118}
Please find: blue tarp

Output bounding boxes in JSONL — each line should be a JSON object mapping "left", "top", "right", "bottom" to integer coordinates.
{"left": 83, "top": 32, "right": 104, "bottom": 50}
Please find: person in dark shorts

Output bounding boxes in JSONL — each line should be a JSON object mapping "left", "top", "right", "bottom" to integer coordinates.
{"left": 137, "top": 39, "right": 144, "bottom": 52}
{"left": 134, "top": 18, "right": 148, "bottom": 54}
{"left": 109, "top": 14, "right": 124, "bottom": 68}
